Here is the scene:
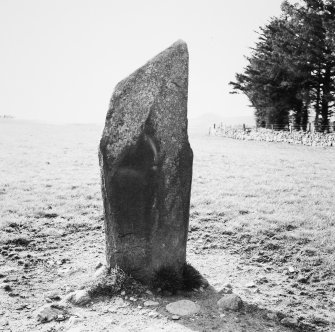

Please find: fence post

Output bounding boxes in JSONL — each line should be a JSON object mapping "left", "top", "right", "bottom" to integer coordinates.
{"left": 271, "top": 124, "right": 274, "bottom": 132}
{"left": 243, "top": 124, "right": 246, "bottom": 132}
{"left": 289, "top": 124, "right": 292, "bottom": 133}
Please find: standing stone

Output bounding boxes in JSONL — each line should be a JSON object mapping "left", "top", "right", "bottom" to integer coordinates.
{"left": 99, "top": 40, "right": 193, "bottom": 284}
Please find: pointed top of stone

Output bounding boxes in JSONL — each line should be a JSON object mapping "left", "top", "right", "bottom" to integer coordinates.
{"left": 100, "top": 40, "right": 189, "bottom": 167}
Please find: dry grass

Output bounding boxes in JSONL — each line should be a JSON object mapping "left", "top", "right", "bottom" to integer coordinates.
{"left": 190, "top": 134, "right": 335, "bottom": 270}
{"left": 0, "top": 120, "right": 103, "bottom": 243}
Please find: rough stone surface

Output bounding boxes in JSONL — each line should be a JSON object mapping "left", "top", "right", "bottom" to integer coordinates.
{"left": 166, "top": 300, "right": 200, "bottom": 316}
{"left": 217, "top": 294, "right": 243, "bottom": 311}
{"left": 99, "top": 40, "right": 193, "bottom": 283}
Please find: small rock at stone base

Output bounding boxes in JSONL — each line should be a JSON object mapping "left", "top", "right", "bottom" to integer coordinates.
{"left": 266, "top": 312, "right": 278, "bottom": 321}
{"left": 55, "top": 314, "right": 66, "bottom": 321}
{"left": 148, "top": 311, "right": 159, "bottom": 318}
{"left": 94, "top": 265, "right": 108, "bottom": 279}
{"left": 257, "top": 276, "right": 268, "bottom": 284}
{"left": 144, "top": 300, "right": 159, "bottom": 307}
{"left": 95, "top": 262, "right": 103, "bottom": 270}
{"left": 280, "top": 317, "right": 299, "bottom": 328}
{"left": 246, "top": 282, "right": 256, "bottom": 288}
{"left": 36, "top": 304, "right": 66, "bottom": 323}
{"left": 0, "top": 283, "right": 12, "bottom": 292}
{"left": 65, "top": 286, "right": 74, "bottom": 294}
{"left": 217, "top": 294, "right": 243, "bottom": 311}
{"left": 171, "top": 315, "right": 180, "bottom": 320}
{"left": 166, "top": 300, "right": 200, "bottom": 316}
{"left": 200, "top": 278, "right": 209, "bottom": 288}
{"left": 145, "top": 290, "right": 153, "bottom": 296}
{"left": 218, "top": 287, "right": 233, "bottom": 295}
{"left": 114, "top": 297, "right": 127, "bottom": 308}
{"left": 297, "top": 275, "right": 309, "bottom": 284}
{"left": 331, "top": 297, "right": 335, "bottom": 303}
{"left": 67, "top": 316, "right": 83, "bottom": 328}
{"left": 288, "top": 266, "right": 295, "bottom": 273}
{"left": 66, "top": 290, "right": 91, "bottom": 306}
{"left": 44, "top": 291, "right": 61, "bottom": 301}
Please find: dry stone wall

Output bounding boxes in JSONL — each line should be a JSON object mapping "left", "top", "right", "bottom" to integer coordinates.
{"left": 215, "top": 128, "right": 335, "bottom": 147}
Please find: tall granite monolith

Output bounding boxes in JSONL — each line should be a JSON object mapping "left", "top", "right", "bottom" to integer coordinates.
{"left": 99, "top": 40, "right": 193, "bottom": 284}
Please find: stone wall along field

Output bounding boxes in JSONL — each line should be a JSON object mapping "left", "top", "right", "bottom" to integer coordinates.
{"left": 215, "top": 127, "right": 335, "bottom": 147}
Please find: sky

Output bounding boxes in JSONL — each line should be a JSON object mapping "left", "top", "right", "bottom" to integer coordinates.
{"left": 0, "top": 0, "right": 284, "bottom": 124}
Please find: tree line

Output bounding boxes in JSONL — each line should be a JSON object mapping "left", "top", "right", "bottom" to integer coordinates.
{"left": 230, "top": 0, "right": 335, "bottom": 131}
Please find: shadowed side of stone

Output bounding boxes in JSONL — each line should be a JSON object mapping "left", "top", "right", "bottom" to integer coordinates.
{"left": 99, "top": 40, "right": 193, "bottom": 284}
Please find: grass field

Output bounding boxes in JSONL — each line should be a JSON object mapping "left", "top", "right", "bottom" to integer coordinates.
{"left": 1, "top": 119, "right": 334, "bottom": 330}
{"left": 191, "top": 134, "right": 335, "bottom": 267}
{"left": 1, "top": 118, "right": 334, "bottom": 277}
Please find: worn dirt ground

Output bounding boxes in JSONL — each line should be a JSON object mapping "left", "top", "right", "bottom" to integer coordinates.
{"left": 0, "top": 119, "right": 334, "bottom": 331}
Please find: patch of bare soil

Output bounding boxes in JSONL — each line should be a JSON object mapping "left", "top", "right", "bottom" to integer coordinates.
{"left": 0, "top": 217, "right": 331, "bottom": 332}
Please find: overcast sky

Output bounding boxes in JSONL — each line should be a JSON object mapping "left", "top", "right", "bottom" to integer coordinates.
{"left": 0, "top": 0, "right": 284, "bottom": 124}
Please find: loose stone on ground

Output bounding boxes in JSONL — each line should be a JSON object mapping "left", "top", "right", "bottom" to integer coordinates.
{"left": 217, "top": 294, "right": 243, "bottom": 311}
{"left": 66, "top": 289, "right": 91, "bottom": 306}
{"left": 166, "top": 300, "right": 200, "bottom": 316}
{"left": 36, "top": 304, "right": 67, "bottom": 323}
{"left": 144, "top": 300, "right": 159, "bottom": 307}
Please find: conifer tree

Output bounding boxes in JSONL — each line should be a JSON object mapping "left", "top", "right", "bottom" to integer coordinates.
{"left": 230, "top": 0, "right": 335, "bottom": 131}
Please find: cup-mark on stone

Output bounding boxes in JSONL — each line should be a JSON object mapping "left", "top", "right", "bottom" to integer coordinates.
{"left": 217, "top": 294, "right": 243, "bottom": 311}
{"left": 99, "top": 40, "right": 193, "bottom": 284}
{"left": 166, "top": 300, "right": 200, "bottom": 316}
